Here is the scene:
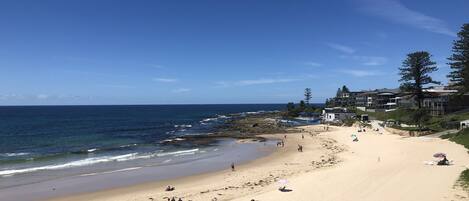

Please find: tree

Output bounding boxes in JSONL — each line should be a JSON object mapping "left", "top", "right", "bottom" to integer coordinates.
{"left": 411, "top": 108, "right": 430, "bottom": 130}
{"left": 448, "top": 23, "right": 469, "bottom": 94}
{"left": 336, "top": 88, "right": 342, "bottom": 98}
{"left": 286, "top": 102, "right": 295, "bottom": 112}
{"left": 341, "top": 85, "right": 350, "bottom": 94}
{"left": 399, "top": 51, "right": 440, "bottom": 108}
{"left": 304, "top": 88, "right": 312, "bottom": 105}
{"left": 299, "top": 100, "right": 306, "bottom": 110}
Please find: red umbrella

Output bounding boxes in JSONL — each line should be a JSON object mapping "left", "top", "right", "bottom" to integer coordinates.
{"left": 433, "top": 153, "right": 446, "bottom": 158}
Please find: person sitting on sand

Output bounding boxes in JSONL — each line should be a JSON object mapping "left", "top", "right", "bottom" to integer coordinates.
{"left": 165, "top": 186, "right": 175, "bottom": 191}
{"left": 437, "top": 156, "right": 450, "bottom": 166}
{"left": 178, "top": 198, "right": 183, "bottom": 201}
{"left": 351, "top": 134, "right": 359, "bottom": 142}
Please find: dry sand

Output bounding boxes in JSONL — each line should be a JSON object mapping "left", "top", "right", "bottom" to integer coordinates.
{"left": 50, "top": 125, "right": 469, "bottom": 201}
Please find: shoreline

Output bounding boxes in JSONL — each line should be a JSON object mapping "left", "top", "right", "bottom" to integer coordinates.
{"left": 50, "top": 124, "right": 469, "bottom": 201}
{"left": 4, "top": 123, "right": 468, "bottom": 201}
{"left": 47, "top": 125, "right": 339, "bottom": 201}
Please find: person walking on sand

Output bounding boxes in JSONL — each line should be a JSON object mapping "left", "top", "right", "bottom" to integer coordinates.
{"left": 297, "top": 144, "right": 303, "bottom": 152}
{"left": 231, "top": 162, "right": 235, "bottom": 171}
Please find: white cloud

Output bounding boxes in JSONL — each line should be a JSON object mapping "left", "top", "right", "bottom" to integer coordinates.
{"left": 36, "top": 94, "right": 49, "bottom": 99}
{"left": 341, "top": 55, "right": 388, "bottom": 66}
{"left": 304, "top": 62, "right": 323, "bottom": 67}
{"left": 215, "top": 78, "right": 299, "bottom": 87}
{"left": 0, "top": 94, "right": 23, "bottom": 100}
{"left": 356, "top": 0, "right": 455, "bottom": 37}
{"left": 326, "top": 43, "right": 356, "bottom": 54}
{"left": 339, "top": 69, "right": 381, "bottom": 77}
{"left": 99, "top": 84, "right": 134, "bottom": 89}
{"left": 153, "top": 78, "right": 178, "bottom": 83}
{"left": 236, "top": 78, "right": 298, "bottom": 86}
{"left": 149, "top": 64, "right": 164, "bottom": 69}
{"left": 172, "top": 88, "right": 191, "bottom": 93}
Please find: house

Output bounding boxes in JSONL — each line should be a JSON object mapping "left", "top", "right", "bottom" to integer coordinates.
{"left": 422, "top": 86, "right": 458, "bottom": 116}
{"left": 354, "top": 88, "right": 400, "bottom": 112}
{"left": 322, "top": 107, "right": 355, "bottom": 122}
{"left": 461, "top": 120, "right": 469, "bottom": 130}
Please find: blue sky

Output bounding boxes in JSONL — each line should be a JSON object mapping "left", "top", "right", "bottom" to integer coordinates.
{"left": 0, "top": 0, "right": 467, "bottom": 105}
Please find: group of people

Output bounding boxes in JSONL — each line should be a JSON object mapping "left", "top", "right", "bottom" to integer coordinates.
{"left": 162, "top": 186, "right": 184, "bottom": 201}
{"left": 163, "top": 197, "right": 183, "bottom": 201}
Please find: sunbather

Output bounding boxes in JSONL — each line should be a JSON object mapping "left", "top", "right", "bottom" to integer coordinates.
{"left": 437, "top": 156, "right": 449, "bottom": 166}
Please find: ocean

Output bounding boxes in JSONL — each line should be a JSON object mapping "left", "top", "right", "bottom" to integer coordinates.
{"left": 0, "top": 104, "right": 287, "bottom": 190}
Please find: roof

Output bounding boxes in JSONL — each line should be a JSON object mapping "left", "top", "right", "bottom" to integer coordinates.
{"left": 323, "top": 107, "right": 354, "bottom": 114}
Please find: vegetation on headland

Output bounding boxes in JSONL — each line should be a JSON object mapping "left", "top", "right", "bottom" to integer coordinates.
{"left": 283, "top": 88, "right": 322, "bottom": 118}
{"left": 221, "top": 112, "right": 292, "bottom": 135}
{"left": 351, "top": 23, "right": 469, "bottom": 132}
{"left": 356, "top": 108, "right": 469, "bottom": 132}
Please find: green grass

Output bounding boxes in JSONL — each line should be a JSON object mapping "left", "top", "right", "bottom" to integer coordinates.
{"left": 390, "top": 125, "right": 428, "bottom": 132}
{"left": 441, "top": 129, "right": 469, "bottom": 192}
{"left": 458, "top": 169, "right": 469, "bottom": 192}
{"left": 356, "top": 108, "right": 469, "bottom": 132}
{"left": 445, "top": 129, "right": 469, "bottom": 150}
{"left": 355, "top": 108, "right": 417, "bottom": 123}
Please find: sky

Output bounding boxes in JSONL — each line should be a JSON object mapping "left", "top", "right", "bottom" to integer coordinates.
{"left": 0, "top": 0, "right": 468, "bottom": 105}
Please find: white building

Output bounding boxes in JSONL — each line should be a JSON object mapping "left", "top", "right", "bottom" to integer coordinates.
{"left": 322, "top": 107, "right": 355, "bottom": 122}
{"left": 461, "top": 120, "right": 469, "bottom": 130}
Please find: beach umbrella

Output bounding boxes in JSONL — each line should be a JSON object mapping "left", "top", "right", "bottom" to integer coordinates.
{"left": 433, "top": 153, "right": 446, "bottom": 158}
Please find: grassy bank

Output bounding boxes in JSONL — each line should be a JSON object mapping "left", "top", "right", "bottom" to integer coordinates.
{"left": 356, "top": 108, "right": 469, "bottom": 132}
{"left": 440, "top": 129, "right": 469, "bottom": 193}
{"left": 458, "top": 169, "right": 469, "bottom": 192}
{"left": 441, "top": 129, "right": 469, "bottom": 150}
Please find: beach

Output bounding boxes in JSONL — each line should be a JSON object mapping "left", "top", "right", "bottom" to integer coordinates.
{"left": 46, "top": 124, "right": 469, "bottom": 201}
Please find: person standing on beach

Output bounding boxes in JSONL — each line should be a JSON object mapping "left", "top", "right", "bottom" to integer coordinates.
{"left": 231, "top": 162, "right": 235, "bottom": 171}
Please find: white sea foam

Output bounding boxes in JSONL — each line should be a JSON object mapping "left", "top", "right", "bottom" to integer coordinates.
{"left": 0, "top": 153, "right": 140, "bottom": 176}
{"left": 79, "top": 167, "right": 142, "bottom": 177}
{"left": 156, "top": 148, "right": 199, "bottom": 157}
{"left": 174, "top": 124, "right": 192, "bottom": 128}
{"left": 87, "top": 148, "right": 98, "bottom": 153}
{"left": 0, "top": 152, "right": 30, "bottom": 157}
{"left": 201, "top": 118, "right": 217, "bottom": 122}
{"left": 0, "top": 148, "right": 201, "bottom": 176}
{"left": 119, "top": 144, "right": 138, "bottom": 148}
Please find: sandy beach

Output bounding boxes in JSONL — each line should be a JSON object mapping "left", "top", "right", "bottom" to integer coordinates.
{"left": 49, "top": 124, "right": 469, "bottom": 201}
